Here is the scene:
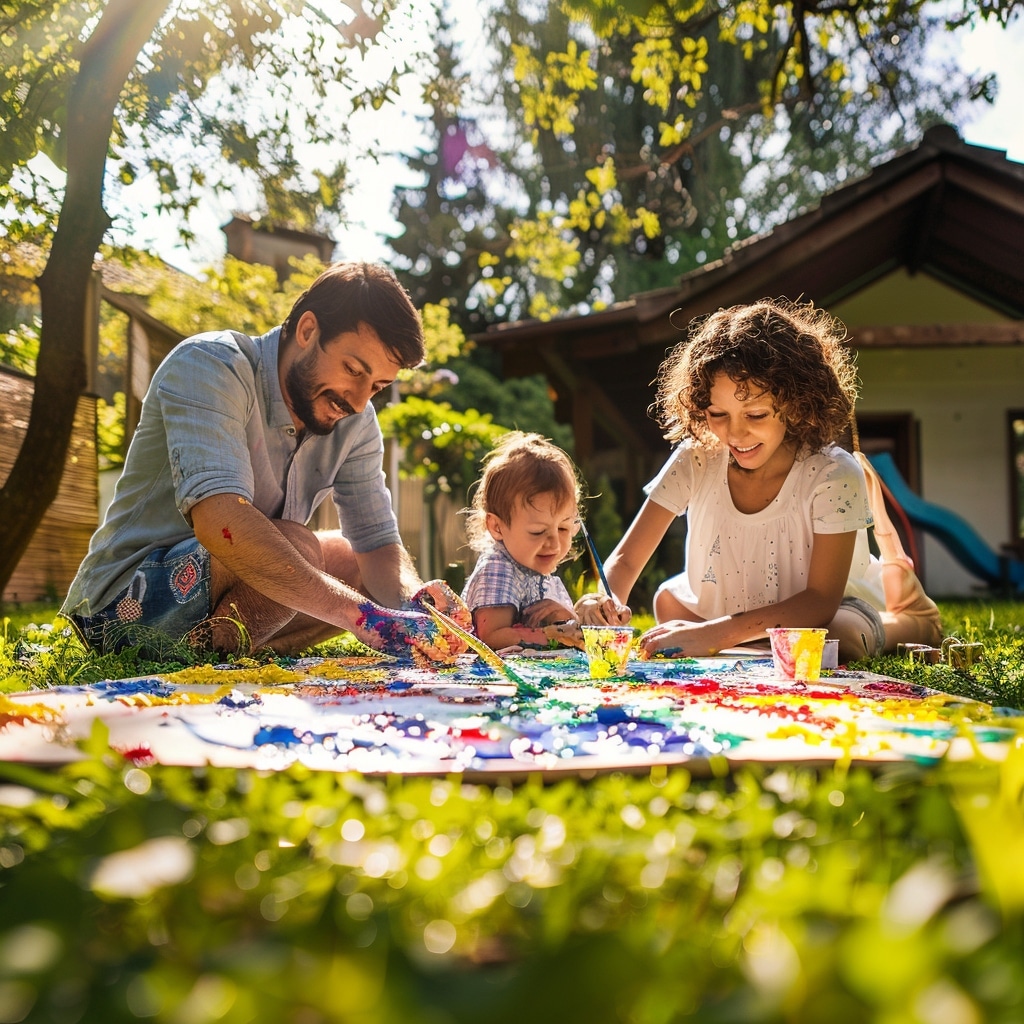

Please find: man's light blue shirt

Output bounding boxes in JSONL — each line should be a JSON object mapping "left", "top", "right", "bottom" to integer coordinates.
{"left": 64, "top": 326, "right": 400, "bottom": 616}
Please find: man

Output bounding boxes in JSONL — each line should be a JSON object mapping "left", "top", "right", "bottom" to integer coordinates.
{"left": 63, "top": 261, "right": 467, "bottom": 661}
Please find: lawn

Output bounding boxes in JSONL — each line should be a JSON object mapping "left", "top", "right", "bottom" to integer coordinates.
{"left": 1, "top": 598, "right": 1023, "bottom": 1023}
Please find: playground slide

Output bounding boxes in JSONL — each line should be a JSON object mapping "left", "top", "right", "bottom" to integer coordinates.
{"left": 867, "top": 452, "right": 1024, "bottom": 593}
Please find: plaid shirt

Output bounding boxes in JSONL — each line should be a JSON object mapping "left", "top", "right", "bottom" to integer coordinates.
{"left": 461, "top": 542, "right": 573, "bottom": 620}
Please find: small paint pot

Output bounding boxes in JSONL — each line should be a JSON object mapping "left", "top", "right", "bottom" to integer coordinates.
{"left": 897, "top": 643, "right": 942, "bottom": 665}
{"left": 941, "top": 639, "right": 985, "bottom": 671}
{"left": 581, "top": 625, "right": 636, "bottom": 679}
{"left": 821, "top": 638, "right": 840, "bottom": 670}
{"left": 767, "top": 627, "right": 828, "bottom": 682}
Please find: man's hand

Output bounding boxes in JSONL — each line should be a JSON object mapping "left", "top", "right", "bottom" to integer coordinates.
{"left": 355, "top": 603, "right": 465, "bottom": 664}
{"left": 410, "top": 580, "right": 473, "bottom": 633}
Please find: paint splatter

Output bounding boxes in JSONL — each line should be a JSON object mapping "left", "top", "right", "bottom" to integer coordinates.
{"left": 0, "top": 652, "right": 1013, "bottom": 775}
{"left": 117, "top": 745, "right": 157, "bottom": 766}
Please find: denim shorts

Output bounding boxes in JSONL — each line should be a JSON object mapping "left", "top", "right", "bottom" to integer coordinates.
{"left": 70, "top": 538, "right": 212, "bottom": 654}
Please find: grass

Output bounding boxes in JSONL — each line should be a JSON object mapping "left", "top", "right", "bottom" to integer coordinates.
{"left": 1, "top": 596, "right": 1024, "bottom": 1022}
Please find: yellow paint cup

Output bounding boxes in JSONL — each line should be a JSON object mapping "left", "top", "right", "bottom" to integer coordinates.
{"left": 766, "top": 627, "right": 828, "bottom": 682}
{"left": 581, "top": 625, "right": 636, "bottom": 679}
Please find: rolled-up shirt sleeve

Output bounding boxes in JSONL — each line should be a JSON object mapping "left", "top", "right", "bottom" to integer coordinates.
{"left": 331, "top": 413, "right": 402, "bottom": 552}
{"left": 156, "top": 344, "right": 258, "bottom": 519}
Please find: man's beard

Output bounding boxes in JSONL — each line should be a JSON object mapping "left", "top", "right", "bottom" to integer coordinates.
{"left": 284, "top": 350, "right": 355, "bottom": 436}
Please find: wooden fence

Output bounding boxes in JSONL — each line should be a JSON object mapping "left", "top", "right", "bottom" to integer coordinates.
{"left": 1, "top": 366, "right": 98, "bottom": 604}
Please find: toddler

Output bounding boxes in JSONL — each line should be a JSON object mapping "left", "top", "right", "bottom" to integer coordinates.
{"left": 462, "top": 432, "right": 585, "bottom": 651}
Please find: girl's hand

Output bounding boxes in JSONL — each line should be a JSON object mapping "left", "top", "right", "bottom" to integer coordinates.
{"left": 574, "top": 591, "right": 631, "bottom": 626}
{"left": 638, "top": 619, "right": 716, "bottom": 659}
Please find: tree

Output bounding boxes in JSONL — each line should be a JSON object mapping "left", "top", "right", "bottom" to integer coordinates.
{"left": 1, "top": 1, "right": 167, "bottom": 595}
{"left": 0, "top": 0, "right": 423, "bottom": 595}
{"left": 387, "top": 12, "right": 577, "bottom": 453}
{"left": 388, "top": 13, "right": 496, "bottom": 329}
{"left": 399, "top": 0, "right": 1013, "bottom": 320}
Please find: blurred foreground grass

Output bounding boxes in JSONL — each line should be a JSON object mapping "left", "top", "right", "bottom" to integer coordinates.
{"left": 1, "top": 597, "right": 1023, "bottom": 1022}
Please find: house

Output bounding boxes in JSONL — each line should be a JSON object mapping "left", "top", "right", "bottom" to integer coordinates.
{"left": 221, "top": 215, "right": 337, "bottom": 283}
{"left": 479, "top": 125, "right": 1024, "bottom": 597}
{"left": 0, "top": 255, "right": 188, "bottom": 604}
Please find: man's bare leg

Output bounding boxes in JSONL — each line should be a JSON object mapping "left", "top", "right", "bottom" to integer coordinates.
{"left": 203, "top": 521, "right": 350, "bottom": 655}
{"left": 256, "top": 530, "right": 366, "bottom": 654}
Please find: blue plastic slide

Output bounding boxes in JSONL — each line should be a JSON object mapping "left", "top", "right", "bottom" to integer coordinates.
{"left": 867, "top": 452, "right": 1024, "bottom": 594}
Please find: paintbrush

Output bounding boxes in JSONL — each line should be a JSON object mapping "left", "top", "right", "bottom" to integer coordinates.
{"left": 579, "top": 520, "right": 612, "bottom": 597}
{"left": 424, "top": 604, "right": 539, "bottom": 695}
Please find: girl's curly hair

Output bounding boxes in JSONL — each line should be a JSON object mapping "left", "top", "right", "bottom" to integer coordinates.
{"left": 651, "top": 297, "right": 859, "bottom": 453}
{"left": 463, "top": 431, "right": 582, "bottom": 555}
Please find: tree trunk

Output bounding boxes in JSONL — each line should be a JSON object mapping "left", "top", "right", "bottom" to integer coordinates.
{"left": 0, "top": 0, "right": 170, "bottom": 596}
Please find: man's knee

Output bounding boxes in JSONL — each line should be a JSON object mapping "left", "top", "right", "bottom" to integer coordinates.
{"left": 314, "top": 529, "right": 360, "bottom": 585}
{"left": 274, "top": 520, "right": 326, "bottom": 570}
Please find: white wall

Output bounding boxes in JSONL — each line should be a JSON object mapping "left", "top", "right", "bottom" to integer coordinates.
{"left": 856, "top": 345, "right": 1023, "bottom": 596}
{"left": 834, "top": 272, "right": 1020, "bottom": 597}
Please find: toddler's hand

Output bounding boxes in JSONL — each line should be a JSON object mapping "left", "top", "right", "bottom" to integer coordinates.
{"left": 533, "top": 622, "right": 584, "bottom": 651}
{"left": 504, "top": 620, "right": 584, "bottom": 652}
{"left": 521, "top": 599, "right": 575, "bottom": 627}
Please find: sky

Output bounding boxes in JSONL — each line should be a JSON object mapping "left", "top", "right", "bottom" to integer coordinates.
{"left": 121, "top": 10, "right": 1024, "bottom": 278}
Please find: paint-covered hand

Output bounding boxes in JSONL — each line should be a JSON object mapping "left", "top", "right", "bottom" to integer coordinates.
{"left": 410, "top": 580, "right": 474, "bottom": 633}
{"left": 542, "top": 622, "right": 585, "bottom": 651}
{"left": 357, "top": 604, "right": 464, "bottom": 665}
{"left": 637, "top": 619, "right": 716, "bottom": 659}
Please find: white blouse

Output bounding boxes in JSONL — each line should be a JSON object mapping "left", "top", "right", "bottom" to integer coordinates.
{"left": 647, "top": 441, "right": 880, "bottom": 618}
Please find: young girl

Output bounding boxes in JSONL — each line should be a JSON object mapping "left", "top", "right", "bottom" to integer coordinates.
{"left": 461, "top": 431, "right": 585, "bottom": 652}
{"left": 575, "top": 298, "right": 942, "bottom": 662}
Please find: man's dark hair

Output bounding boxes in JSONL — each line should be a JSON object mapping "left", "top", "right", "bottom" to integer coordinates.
{"left": 282, "top": 261, "right": 424, "bottom": 368}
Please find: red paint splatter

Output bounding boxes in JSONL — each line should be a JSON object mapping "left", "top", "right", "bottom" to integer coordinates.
{"left": 118, "top": 746, "right": 156, "bottom": 765}
{"left": 222, "top": 527, "right": 233, "bottom": 544}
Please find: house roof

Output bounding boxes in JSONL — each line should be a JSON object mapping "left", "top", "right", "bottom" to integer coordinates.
{"left": 478, "top": 125, "right": 1024, "bottom": 460}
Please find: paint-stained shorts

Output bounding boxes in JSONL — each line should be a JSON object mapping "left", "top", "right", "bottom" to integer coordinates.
{"left": 70, "top": 538, "right": 212, "bottom": 654}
